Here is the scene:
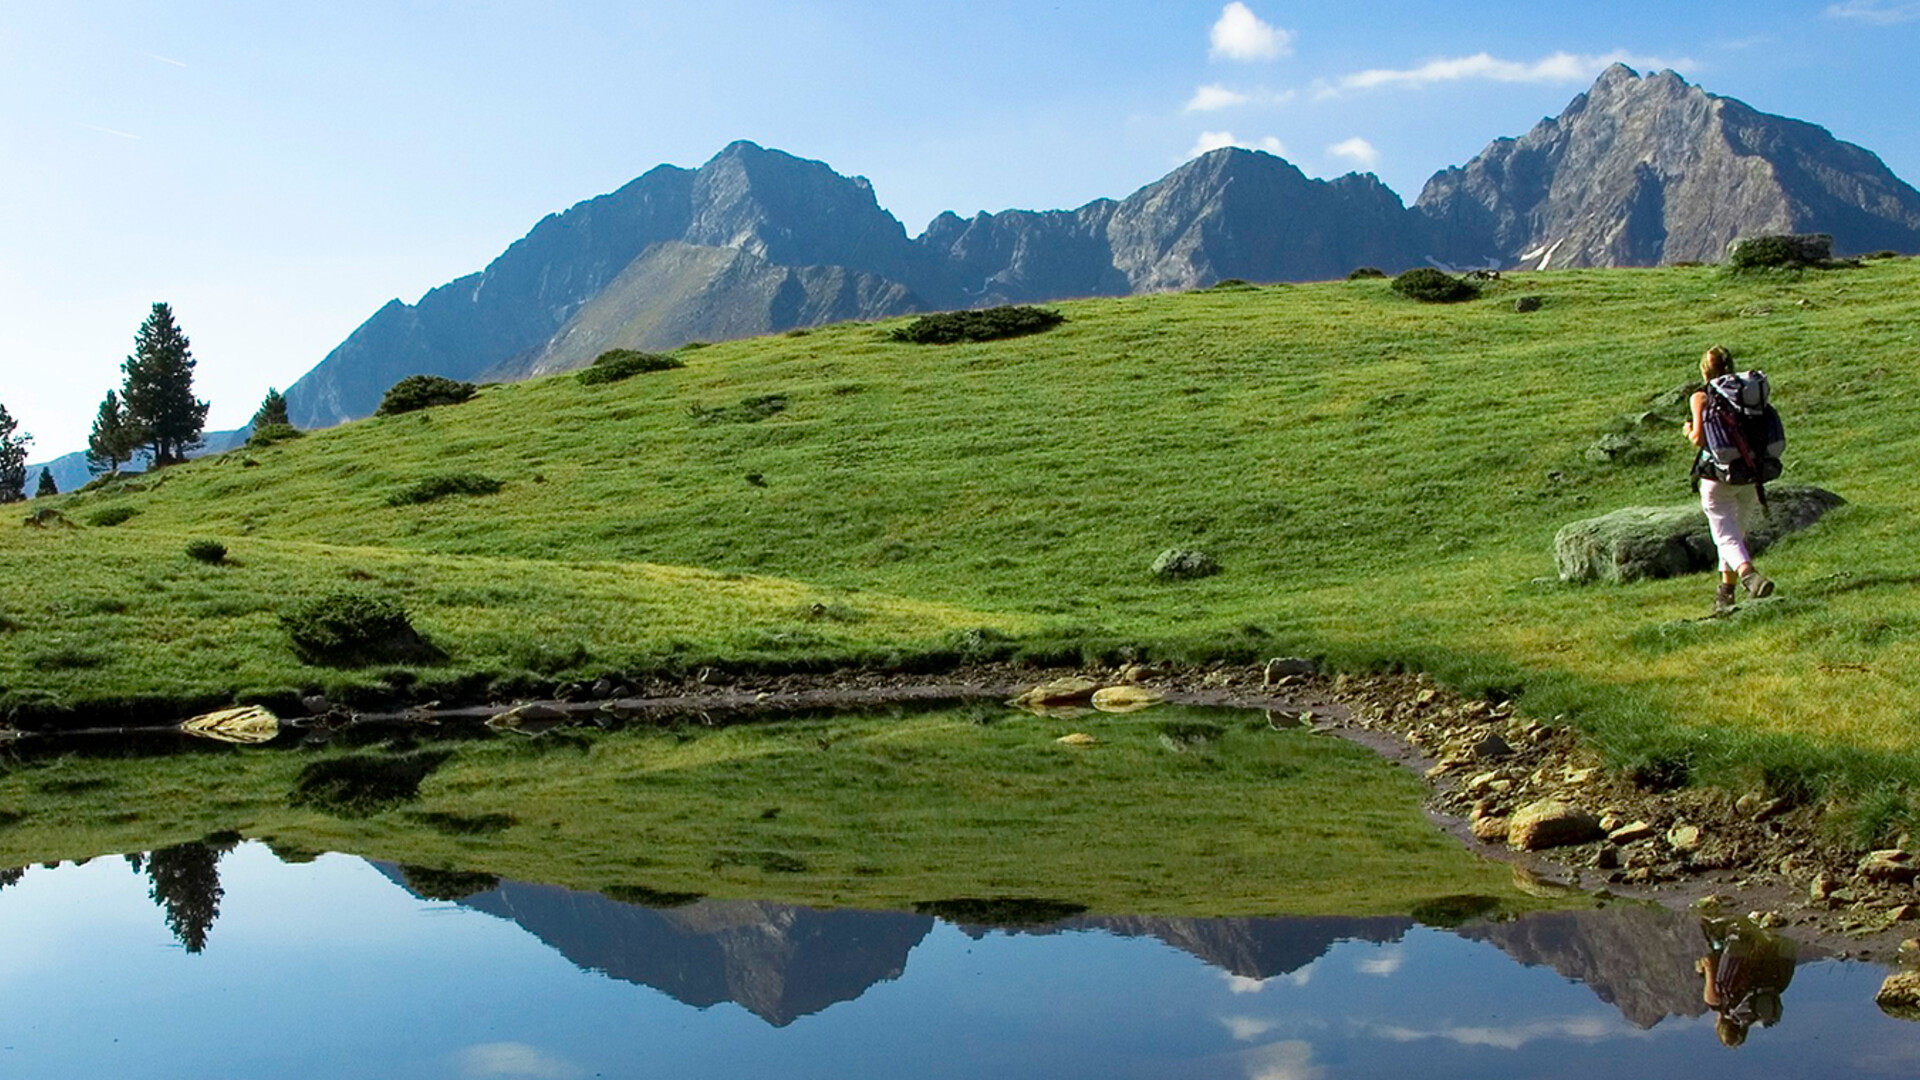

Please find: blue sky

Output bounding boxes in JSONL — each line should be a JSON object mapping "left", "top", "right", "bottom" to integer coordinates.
{"left": 4, "top": 0, "right": 1918, "bottom": 458}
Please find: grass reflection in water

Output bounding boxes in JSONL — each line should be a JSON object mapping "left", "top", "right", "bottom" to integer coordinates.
{"left": 0, "top": 703, "right": 1558, "bottom": 919}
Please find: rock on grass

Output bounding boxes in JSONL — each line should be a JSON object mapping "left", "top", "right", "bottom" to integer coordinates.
{"left": 1553, "top": 485, "right": 1844, "bottom": 583}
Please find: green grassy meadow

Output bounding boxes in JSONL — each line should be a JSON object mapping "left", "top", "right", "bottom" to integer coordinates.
{"left": 7, "top": 259, "right": 1920, "bottom": 808}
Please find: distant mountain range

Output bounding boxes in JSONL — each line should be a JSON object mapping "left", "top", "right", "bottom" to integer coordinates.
{"left": 28, "top": 64, "right": 1920, "bottom": 489}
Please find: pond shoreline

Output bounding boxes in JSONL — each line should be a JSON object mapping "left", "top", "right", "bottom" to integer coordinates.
{"left": 9, "top": 657, "right": 1914, "bottom": 964}
{"left": 470, "top": 658, "right": 1912, "bottom": 964}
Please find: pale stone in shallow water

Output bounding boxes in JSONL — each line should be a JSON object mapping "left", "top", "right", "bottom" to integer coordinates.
{"left": 1092, "top": 685, "right": 1164, "bottom": 713}
{"left": 1507, "top": 799, "right": 1604, "bottom": 851}
{"left": 1877, "top": 971, "right": 1920, "bottom": 1021}
{"left": 1013, "top": 677, "right": 1101, "bottom": 707}
{"left": 180, "top": 705, "right": 279, "bottom": 744}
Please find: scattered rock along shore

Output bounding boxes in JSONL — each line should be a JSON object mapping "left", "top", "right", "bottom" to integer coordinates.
{"left": 423, "top": 657, "right": 1913, "bottom": 963}
{"left": 18, "top": 657, "right": 1914, "bottom": 963}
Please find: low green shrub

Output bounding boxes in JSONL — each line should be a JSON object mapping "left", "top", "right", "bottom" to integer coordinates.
{"left": 1727, "top": 233, "right": 1835, "bottom": 270}
{"left": 375, "top": 375, "right": 478, "bottom": 416}
{"left": 1348, "top": 266, "right": 1387, "bottom": 280}
{"left": 1207, "top": 278, "right": 1256, "bottom": 291}
{"left": 280, "top": 591, "right": 442, "bottom": 667}
{"left": 576, "top": 349, "right": 685, "bottom": 386}
{"left": 690, "top": 394, "right": 788, "bottom": 425}
{"left": 247, "top": 423, "right": 303, "bottom": 447}
{"left": 184, "top": 539, "right": 227, "bottom": 564}
{"left": 86, "top": 505, "right": 140, "bottom": 528}
{"left": 1391, "top": 267, "right": 1480, "bottom": 303}
{"left": 889, "top": 305, "right": 1065, "bottom": 345}
{"left": 387, "top": 473, "right": 504, "bottom": 506}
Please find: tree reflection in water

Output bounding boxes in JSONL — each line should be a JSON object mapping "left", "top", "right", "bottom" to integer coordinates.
{"left": 142, "top": 833, "right": 240, "bottom": 954}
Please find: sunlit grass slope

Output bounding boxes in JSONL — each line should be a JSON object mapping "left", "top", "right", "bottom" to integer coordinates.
{"left": 0, "top": 706, "right": 1544, "bottom": 917}
{"left": 8, "top": 259, "right": 1920, "bottom": 795}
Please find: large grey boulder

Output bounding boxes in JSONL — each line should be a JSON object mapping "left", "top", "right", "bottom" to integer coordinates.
{"left": 1554, "top": 484, "right": 1845, "bottom": 583}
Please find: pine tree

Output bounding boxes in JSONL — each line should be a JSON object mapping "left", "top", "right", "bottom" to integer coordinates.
{"left": 121, "top": 302, "right": 209, "bottom": 466}
{"left": 35, "top": 468, "right": 56, "bottom": 497}
{"left": 86, "top": 389, "right": 140, "bottom": 475}
{"left": 251, "top": 387, "right": 290, "bottom": 430}
{"left": 0, "top": 402, "right": 29, "bottom": 504}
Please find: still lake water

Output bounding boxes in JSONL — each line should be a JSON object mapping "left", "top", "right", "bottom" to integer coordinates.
{"left": 3, "top": 841, "right": 1917, "bottom": 1079}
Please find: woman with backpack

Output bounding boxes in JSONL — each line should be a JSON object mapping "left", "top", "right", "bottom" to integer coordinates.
{"left": 1684, "top": 345, "right": 1777, "bottom": 616}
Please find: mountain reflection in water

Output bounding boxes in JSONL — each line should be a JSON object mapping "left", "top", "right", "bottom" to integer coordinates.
{"left": 377, "top": 866, "right": 1415, "bottom": 1026}
{"left": 2, "top": 844, "right": 1915, "bottom": 1079}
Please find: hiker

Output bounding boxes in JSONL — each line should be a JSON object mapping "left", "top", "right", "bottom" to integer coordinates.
{"left": 1684, "top": 346, "right": 1778, "bottom": 616}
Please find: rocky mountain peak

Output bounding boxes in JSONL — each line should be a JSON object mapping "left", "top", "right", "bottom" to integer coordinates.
{"left": 686, "top": 141, "right": 914, "bottom": 275}
{"left": 1415, "top": 65, "right": 1920, "bottom": 269}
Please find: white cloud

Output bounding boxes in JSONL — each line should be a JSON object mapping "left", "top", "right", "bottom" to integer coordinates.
{"left": 1187, "top": 83, "right": 1252, "bottom": 112}
{"left": 1826, "top": 0, "right": 1920, "bottom": 23}
{"left": 1188, "top": 131, "right": 1286, "bottom": 159}
{"left": 1322, "top": 50, "right": 1691, "bottom": 96}
{"left": 1210, "top": 3, "right": 1293, "bottom": 61}
{"left": 1223, "top": 1014, "right": 1281, "bottom": 1042}
{"left": 459, "top": 1043, "right": 583, "bottom": 1080}
{"left": 1355, "top": 946, "right": 1403, "bottom": 976}
{"left": 1369, "top": 1015, "right": 1633, "bottom": 1050}
{"left": 1223, "top": 965, "right": 1311, "bottom": 993}
{"left": 1244, "top": 1040, "right": 1326, "bottom": 1080}
{"left": 1327, "top": 137, "right": 1380, "bottom": 169}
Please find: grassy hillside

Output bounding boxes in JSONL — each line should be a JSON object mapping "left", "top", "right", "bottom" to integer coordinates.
{"left": 8, "top": 259, "right": 1920, "bottom": 809}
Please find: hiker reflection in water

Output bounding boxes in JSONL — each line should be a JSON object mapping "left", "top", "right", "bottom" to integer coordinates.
{"left": 1696, "top": 913, "right": 1797, "bottom": 1047}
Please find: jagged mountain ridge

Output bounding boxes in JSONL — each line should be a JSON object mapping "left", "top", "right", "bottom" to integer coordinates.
{"left": 257, "top": 66, "right": 1920, "bottom": 433}
{"left": 1418, "top": 65, "right": 1920, "bottom": 269}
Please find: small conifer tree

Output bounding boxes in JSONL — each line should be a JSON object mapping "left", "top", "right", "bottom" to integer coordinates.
{"left": 87, "top": 390, "right": 140, "bottom": 475}
{"left": 121, "top": 302, "right": 209, "bottom": 465}
{"left": 35, "top": 467, "right": 56, "bottom": 497}
{"left": 0, "top": 402, "right": 29, "bottom": 504}
{"left": 251, "top": 388, "right": 290, "bottom": 430}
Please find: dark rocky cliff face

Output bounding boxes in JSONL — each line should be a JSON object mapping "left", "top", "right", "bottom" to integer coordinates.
{"left": 1416, "top": 64, "right": 1920, "bottom": 269}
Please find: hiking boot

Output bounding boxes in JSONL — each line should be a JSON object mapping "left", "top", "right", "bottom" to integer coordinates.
{"left": 1741, "top": 569, "right": 1775, "bottom": 599}
{"left": 1714, "top": 582, "right": 1737, "bottom": 617}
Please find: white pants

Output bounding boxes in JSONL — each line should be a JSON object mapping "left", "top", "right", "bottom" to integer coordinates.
{"left": 1700, "top": 479, "right": 1763, "bottom": 572}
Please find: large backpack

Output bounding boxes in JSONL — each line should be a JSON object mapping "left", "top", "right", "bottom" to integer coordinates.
{"left": 1695, "top": 369, "right": 1785, "bottom": 493}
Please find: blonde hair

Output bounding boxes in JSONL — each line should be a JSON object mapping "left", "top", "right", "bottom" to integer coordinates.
{"left": 1702, "top": 345, "right": 1734, "bottom": 382}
